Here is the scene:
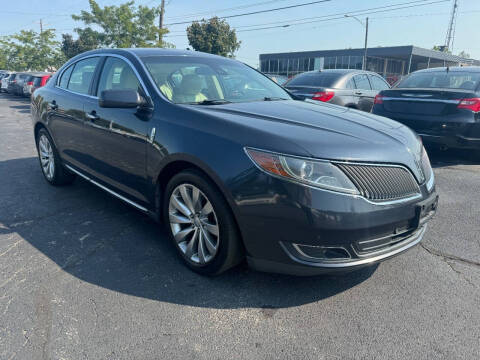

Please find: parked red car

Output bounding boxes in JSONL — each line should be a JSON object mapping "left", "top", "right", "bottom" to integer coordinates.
{"left": 23, "top": 73, "right": 52, "bottom": 97}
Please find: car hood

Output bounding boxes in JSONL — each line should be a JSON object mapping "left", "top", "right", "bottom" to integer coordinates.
{"left": 188, "top": 99, "right": 425, "bottom": 181}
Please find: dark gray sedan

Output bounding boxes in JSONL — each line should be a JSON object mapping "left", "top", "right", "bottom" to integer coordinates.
{"left": 285, "top": 69, "right": 390, "bottom": 112}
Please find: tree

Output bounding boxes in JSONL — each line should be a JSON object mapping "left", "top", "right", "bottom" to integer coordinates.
{"left": 0, "top": 29, "right": 64, "bottom": 71}
{"left": 432, "top": 45, "right": 451, "bottom": 53}
{"left": 71, "top": 0, "right": 174, "bottom": 48}
{"left": 457, "top": 50, "right": 470, "bottom": 59}
{"left": 61, "top": 30, "right": 101, "bottom": 59}
{"left": 187, "top": 17, "right": 240, "bottom": 58}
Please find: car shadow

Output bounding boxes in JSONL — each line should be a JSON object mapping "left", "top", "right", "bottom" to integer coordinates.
{"left": 0, "top": 157, "right": 376, "bottom": 309}
{"left": 425, "top": 146, "right": 479, "bottom": 168}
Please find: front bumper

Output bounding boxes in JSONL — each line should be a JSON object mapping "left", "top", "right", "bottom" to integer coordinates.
{"left": 233, "top": 169, "right": 438, "bottom": 276}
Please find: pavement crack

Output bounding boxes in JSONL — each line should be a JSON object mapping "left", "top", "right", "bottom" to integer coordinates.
{"left": 420, "top": 243, "right": 480, "bottom": 268}
{"left": 421, "top": 243, "right": 479, "bottom": 288}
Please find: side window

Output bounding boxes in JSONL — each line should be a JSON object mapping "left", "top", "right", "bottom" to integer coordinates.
{"left": 67, "top": 57, "right": 99, "bottom": 95}
{"left": 353, "top": 74, "right": 371, "bottom": 90}
{"left": 369, "top": 75, "right": 390, "bottom": 91}
{"left": 97, "top": 57, "right": 141, "bottom": 96}
{"left": 59, "top": 65, "right": 74, "bottom": 88}
{"left": 345, "top": 78, "right": 355, "bottom": 89}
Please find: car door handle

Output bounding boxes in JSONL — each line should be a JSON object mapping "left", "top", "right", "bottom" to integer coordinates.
{"left": 48, "top": 101, "right": 58, "bottom": 110}
{"left": 86, "top": 111, "right": 99, "bottom": 121}
{"left": 354, "top": 91, "right": 363, "bottom": 95}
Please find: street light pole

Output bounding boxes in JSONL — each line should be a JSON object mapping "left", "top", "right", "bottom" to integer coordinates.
{"left": 363, "top": 17, "right": 368, "bottom": 71}
{"left": 345, "top": 15, "right": 368, "bottom": 70}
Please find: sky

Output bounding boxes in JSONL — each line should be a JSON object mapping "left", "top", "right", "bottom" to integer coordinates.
{"left": 1, "top": 0, "right": 479, "bottom": 67}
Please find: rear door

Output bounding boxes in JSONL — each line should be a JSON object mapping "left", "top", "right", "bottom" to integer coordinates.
{"left": 82, "top": 56, "right": 151, "bottom": 203}
{"left": 47, "top": 57, "right": 101, "bottom": 171}
{"left": 352, "top": 74, "right": 375, "bottom": 111}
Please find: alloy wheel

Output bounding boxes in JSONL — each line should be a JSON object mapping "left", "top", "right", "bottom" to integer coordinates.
{"left": 38, "top": 134, "right": 55, "bottom": 180}
{"left": 168, "top": 184, "right": 220, "bottom": 264}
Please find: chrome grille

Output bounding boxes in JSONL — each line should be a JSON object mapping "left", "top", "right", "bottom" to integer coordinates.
{"left": 336, "top": 163, "right": 420, "bottom": 202}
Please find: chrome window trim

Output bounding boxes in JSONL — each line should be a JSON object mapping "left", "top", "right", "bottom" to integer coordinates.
{"left": 55, "top": 53, "right": 151, "bottom": 100}
{"left": 65, "top": 164, "right": 148, "bottom": 212}
{"left": 380, "top": 97, "right": 460, "bottom": 104}
{"left": 244, "top": 146, "right": 423, "bottom": 206}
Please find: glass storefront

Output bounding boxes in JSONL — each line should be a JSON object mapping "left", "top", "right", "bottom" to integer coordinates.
{"left": 260, "top": 54, "right": 405, "bottom": 81}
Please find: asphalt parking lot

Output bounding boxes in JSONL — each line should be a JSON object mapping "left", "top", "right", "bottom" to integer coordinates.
{"left": 1, "top": 93, "right": 479, "bottom": 360}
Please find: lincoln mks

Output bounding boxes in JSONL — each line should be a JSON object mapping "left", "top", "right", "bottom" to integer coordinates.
{"left": 31, "top": 49, "right": 438, "bottom": 275}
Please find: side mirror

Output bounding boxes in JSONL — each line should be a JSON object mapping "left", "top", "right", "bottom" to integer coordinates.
{"left": 99, "top": 89, "right": 145, "bottom": 108}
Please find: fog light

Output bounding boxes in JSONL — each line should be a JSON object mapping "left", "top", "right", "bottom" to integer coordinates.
{"left": 293, "top": 244, "right": 351, "bottom": 260}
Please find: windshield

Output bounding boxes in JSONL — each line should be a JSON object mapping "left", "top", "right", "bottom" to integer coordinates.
{"left": 141, "top": 55, "right": 291, "bottom": 104}
{"left": 285, "top": 72, "right": 343, "bottom": 87}
{"left": 396, "top": 71, "right": 480, "bottom": 90}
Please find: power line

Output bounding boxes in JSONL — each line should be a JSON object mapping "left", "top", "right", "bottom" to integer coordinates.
{"left": 165, "top": 0, "right": 292, "bottom": 20}
{"left": 165, "top": 0, "right": 332, "bottom": 26}
{"left": 223, "top": 0, "right": 446, "bottom": 30}
{"left": 165, "top": 0, "right": 450, "bottom": 37}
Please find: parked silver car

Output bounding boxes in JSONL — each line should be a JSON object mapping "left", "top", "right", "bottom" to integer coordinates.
{"left": 285, "top": 69, "right": 391, "bottom": 112}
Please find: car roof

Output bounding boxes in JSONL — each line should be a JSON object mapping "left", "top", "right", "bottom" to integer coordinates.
{"left": 78, "top": 47, "right": 228, "bottom": 60}
{"left": 412, "top": 66, "right": 480, "bottom": 74}
{"left": 298, "top": 69, "right": 379, "bottom": 76}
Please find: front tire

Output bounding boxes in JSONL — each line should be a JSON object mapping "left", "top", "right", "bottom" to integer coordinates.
{"left": 163, "top": 169, "right": 243, "bottom": 275}
{"left": 36, "top": 128, "right": 75, "bottom": 186}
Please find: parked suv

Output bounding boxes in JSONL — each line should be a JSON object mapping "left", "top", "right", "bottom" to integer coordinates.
{"left": 9, "top": 72, "right": 30, "bottom": 95}
{"left": 0, "top": 72, "right": 12, "bottom": 92}
{"left": 372, "top": 67, "right": 480, "bottom": 151}
{"left": 285, "top": 69, "right": 390, "bottom": 112}
{"left": 5, "top": 73, "right": 17, "bottom": 93}
{"left": 23, "top": 72, "right": 51, "bottom": 97}
{"left": 31, "top": 49, "right": 437, "bottom": 276}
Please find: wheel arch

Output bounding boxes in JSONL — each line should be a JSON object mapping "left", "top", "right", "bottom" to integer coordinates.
{"left": 153, "top": 155, "right": 245, "bottom": 249}
{"left": 153, "top": 154, "right": 239, "bottom": 221}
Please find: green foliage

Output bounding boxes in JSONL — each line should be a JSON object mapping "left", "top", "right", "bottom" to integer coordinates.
{"left": 71, "top": 0, "right": 174, "bottom": 49}
{"left": 432, "top": 45, "right": 451, "bottom": 53}
{"left": 457, "top": 50, "right": 470, "bottom": 59}
{"left": 187, "top": 17, "right": 241, "bottom": 58}
{"left": 0, "top": 29, "right": 64, "bottom": 71}
{"left": 61, "top": 30, "right": 101, "bottom": 59}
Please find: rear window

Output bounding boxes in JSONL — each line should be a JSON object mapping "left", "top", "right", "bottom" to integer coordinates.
{"left": 286, "top": 72, "right": 343, "bottom": 87}
{"left": 33, "top": 77, "right": 42, "bottom": 86}
{"left": 397, "top": 71, "right": 480, "bottom": 90}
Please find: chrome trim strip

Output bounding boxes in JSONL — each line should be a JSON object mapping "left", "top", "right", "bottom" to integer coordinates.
{"left": 64, "top": 164, "right": 148, "bottom": 212}
{"left": 244, "top": 146, "right": 423, "bottom": 206}
{"left": 381, "top": 97, "right": 460, "bottom": 104}
{"left": 283, "top": 226, "right": 426, "bottom": 268}
{"left": 55, "top": 53, "right": 151, "bottom": 99}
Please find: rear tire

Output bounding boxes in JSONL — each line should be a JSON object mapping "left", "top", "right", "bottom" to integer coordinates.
{"left": 36, "top": 128, "right": 76, "bottom": 186}
{"left": 163, "top": 169, "right": 243, "bottom": 275}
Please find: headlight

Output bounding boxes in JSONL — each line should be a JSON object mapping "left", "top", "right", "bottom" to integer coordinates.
{"left": 245, "top": 148, "right": 359, "bottom": 194}
{"left": 421, "top": 146, "right": 435, "bottom": 191}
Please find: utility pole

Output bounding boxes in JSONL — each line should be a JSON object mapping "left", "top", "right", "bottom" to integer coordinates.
{"left": 444, "top": 0, "right": 458, "bottom": 52}
{"left": 40, "top": 19, "right": 43, "bottom": 34}
{"left": 344, "top": 15, "right": 368, "bottom": 70}
{"left": 363, "top": 17, "right": 369, "bottom": 71}
{"left": 159, "top": 0, "right": 165, "bottom": 45}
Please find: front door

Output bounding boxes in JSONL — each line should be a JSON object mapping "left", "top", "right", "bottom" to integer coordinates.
{"left": 82, "top": 56, "right": 151, "bottom": 203}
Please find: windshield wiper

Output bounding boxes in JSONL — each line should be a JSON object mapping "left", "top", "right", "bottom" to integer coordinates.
{"left": 189, "top": 99, "right": 232, "bottom": 105}
{"left": 263, "top": 97, "right": 289, "bottom": 101}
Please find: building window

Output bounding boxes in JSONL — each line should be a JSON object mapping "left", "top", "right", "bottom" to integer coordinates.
{"left": 324, "top": 56, "right": 336, "bottom": 69}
